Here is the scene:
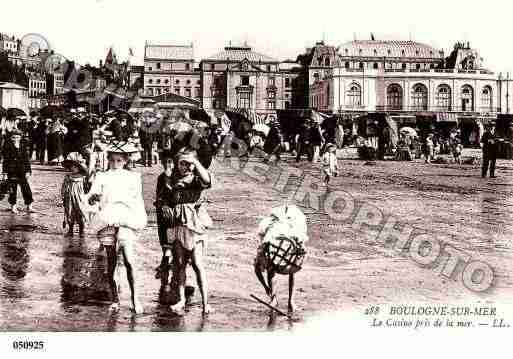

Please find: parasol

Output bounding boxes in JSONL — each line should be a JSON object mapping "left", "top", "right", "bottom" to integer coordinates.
{"left": 399, "top": 126, "right": 418, "bottom": 137}
{"left": 164, "top": 121, "right": 192, "bottom": 133}
{"left": 7, "top": 108, "right": 27, "bottom": 118}
{"left": 252, "top": 123, "right": 270, "bottom": 136}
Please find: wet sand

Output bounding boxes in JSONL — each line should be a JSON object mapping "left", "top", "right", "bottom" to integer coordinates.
{"left": 0, "top": 150, "right": 512, "bottom": 331}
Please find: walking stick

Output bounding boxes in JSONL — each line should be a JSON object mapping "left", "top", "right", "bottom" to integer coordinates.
{"left": 250, "top": 294, "right": 291, "bottom": 318}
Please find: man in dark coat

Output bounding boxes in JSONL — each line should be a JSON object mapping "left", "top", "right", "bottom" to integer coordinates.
{"left": 139, "top": 120, "right": 155, "bottom": 167}
{"left": 263, "top": 118, "right": 284, "bottom": 162}
{"left": 296, "top": 120, "right": 315, "bottom": 162}
{"left": 481, "top": 123, "right": 498, "bottom": 178}
{"left": 65, "top": 115, "right": 90, "bottom": 157}
{"left": 34, "top": 118, "right": 48, "bottom": 164}
{"left": 2, "top": 130, "right": 33, "bottom": 213}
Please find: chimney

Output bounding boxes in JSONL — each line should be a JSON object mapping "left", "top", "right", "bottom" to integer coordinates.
{"left": 100, "top": 60, "right": 103, "bottom": 68}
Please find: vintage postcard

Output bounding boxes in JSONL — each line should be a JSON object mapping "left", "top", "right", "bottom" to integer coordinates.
{"left": 0, "top": 0, "right": 512, "bottom": 357}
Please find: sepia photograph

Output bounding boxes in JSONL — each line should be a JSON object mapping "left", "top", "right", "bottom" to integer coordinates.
{"left": 0, "top": 0, "right": 512, "bottom": 357}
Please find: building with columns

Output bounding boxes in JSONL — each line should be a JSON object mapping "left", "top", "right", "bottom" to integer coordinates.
{"left": 309, "top": 39, "right": 504, "bottom": 145}
{"left": 200, "top": 43, "right": 290, "bottom": 114}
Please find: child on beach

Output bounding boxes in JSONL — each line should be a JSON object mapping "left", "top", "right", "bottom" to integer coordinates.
{"left": 154, "top": 149, "right": 175, "bottom": 280}
{"left": 2, "top": 130, "right": 34, "bottom": 214}
{"left": 86, "top": 140, "right": 147, "bottom": 314}
{"left": 254, "top": 204, "right": 308, "bottom": 314}
{"left": 61, "top": 152, "right": 89, "bottom": 238}
{"left": 161, "top": 147, "right": 213, "bottom": 315}
{"left": 321, "top": 143, "right": 339, "bottom": 185}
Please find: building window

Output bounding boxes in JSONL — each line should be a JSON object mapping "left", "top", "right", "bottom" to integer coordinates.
{"left": 195, "top": 87, "right": 201, "bottom": 98}
{"left": 238, "top": 92, "right": 250, "bottom": 109}
{"left": 411, "top": 83, "right": 428, "bottom": 111}
{"left": 461, "top": 85, "right": 474, "bottom": 112}
{"left": 267, "top": 101, "right": 276, "bottom": 110}
{"left": 156, "top": 88, "right": 161, "bottom": 95}
{"left": 285, "top": 77, "right": 290, "bottom": 87}
{"left": 185, "top": 63, "right": 190, "bottom": 71}
{"left": 148, "top": 67, "right": 152, "bottom": 71}
{"left": 214, "top": 76, "right": 223, "bottom": 87}
{"left": 388, "top": 49, "right": 391, "bottom": 55}
{"left": 268, "top": 77, "right": 275, "bottom": 86}
{"left": 415, "top": 63, "right": 421, "bottom": 70}
{"left": 210, "top": 63, "right": 214, "bottom": 70}
{"left": 325, "top": 57, "right": 330, "bottom": 67}
{"left": 174, "top": 87, "right": 180, "bottom": 95}
{"left": 430, "top": 63, "right": 435, "bottom": 69}
{"left": 436, "top": 85, "right": 452, "bottom": 111}
{"left": 345, "top": 49, "right": 348, "bottom": 55}
{"left": 196, "top": 80, "right": 200, "bottom": 85}
{"left": 481, "top": 86, "right": 492, "bottom": 112}
{"left": 175, "top": 79, "right": 180, "bottom": 85}
{"left": 386, "top": 84, "right": 403, "bottom": 110}
{"left": 157, "top": 63, "right": 161, "bottom": 69}
{"left": 149, "top": 79, "right": 153, "bottom": 84}
{"left": 186, "top": 80, "right": 191, "bottom": 85}
{"left": 267, "top": 65, "right": 271, "bottom": 72}
{"left": 401, "top": 63, "right": 406, "bottom": 70}
{"left": 359, "top": 62, "right": 364, "bottom": 69}
{"left": 374, "top": 50, "right": 378, "bottom": 56}
{"left": 157, "top": 79, "right": 161, "bottom": 84}
{"left": 185, "top": 88, "right": 191, "bottom": 97}
{"left": 345, "top": 61, "right": 350, "bottom": 69}
{"left": 285, "top": 101, "right": 290, "bottom": 109}
{"left": 346, "top": 83, "right": 361, "bottom": 107}
{"left": 373, "top": 63, "right": 378, "bottom": 69}
{"left": 164, "top": 88, "right": 169, "bottom": 93}
{"left": 401, "top": 50, "right": 405, "bottom": 56}
{"left": 165, "top": 79, "right": 169, "bottom": 84}
{"left": 241, "top": 76, "right": 250, "bottom": 86}
{"left": 268, "top": 91, "right": 276, "bottom": 99}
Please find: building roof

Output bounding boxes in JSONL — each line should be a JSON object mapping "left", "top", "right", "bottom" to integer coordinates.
{"left": 151, "top": 92, "right": 200, "bottom": 107}
{"left": 0, "top": 82, "right": 27, "bottom": 90}
{"left": 145, "top": 43, "right": 194, "bottom": 61}
{"left": 204, "top": 45, "right": 278, "bottom": 63}
{"left": 338, "top": 40, "right": 444, "bottom": 59}
{"left": 307, "top": 42, "right": 341, "bottom": 67}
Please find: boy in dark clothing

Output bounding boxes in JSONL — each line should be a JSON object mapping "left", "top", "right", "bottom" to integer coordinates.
{"left": 2, "top": 130, "right": 34, "bottom": 213}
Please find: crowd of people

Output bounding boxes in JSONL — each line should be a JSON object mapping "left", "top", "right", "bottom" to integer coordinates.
{"left": 0, "top": 106, "right": 506, "bottom": 318}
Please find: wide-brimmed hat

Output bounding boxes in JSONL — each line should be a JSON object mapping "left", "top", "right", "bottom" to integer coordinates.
{"left": 105, "top": 139, "right": 141, "bottom": 154}
{"left": 9, "top": 129, "right": 22, "bottom": 138}
{"left": 325, "top": 143, "right": 336, "bottom": 151}
{"left": 62, "top": 152, "right": 88, "bottom": 174}
{"left": 175, "top": 147, "right": 198, "bottom": 163}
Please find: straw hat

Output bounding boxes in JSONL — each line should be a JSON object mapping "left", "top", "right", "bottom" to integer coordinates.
{"left": 105, "top": 139, "right": 141, "bottom": 154}
{"left": 325, "top": 143, "right": 336, "bottom": 151}
{"left": 9, "top": 129, "right": 23, "bottom": 138}
{"left": 62, "top": 152, "right": 88, "bottom": 174}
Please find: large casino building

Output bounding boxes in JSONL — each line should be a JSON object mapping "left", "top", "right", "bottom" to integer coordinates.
{"left": 307, "top": 39, "right": 513, "bottom": 145}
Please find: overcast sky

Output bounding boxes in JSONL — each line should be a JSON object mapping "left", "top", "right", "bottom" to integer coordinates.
{"left": 3, "top": 0, "right": 513, "bottom": 74}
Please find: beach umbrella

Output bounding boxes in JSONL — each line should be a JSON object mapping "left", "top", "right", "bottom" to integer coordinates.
{"left": 7, "top": 108, "right": 26, "bottom": 118}
{"left": 189, "top": 108, "right": 211, "bottom": 124}
{"left": 252, "top": 123, "right": 270, "bottom": 136}
{"left": 399, "top": 126, "right": 418, "bottom": 137}
{"left": 164, "top": 121, "right": 192, "bottom": 133}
